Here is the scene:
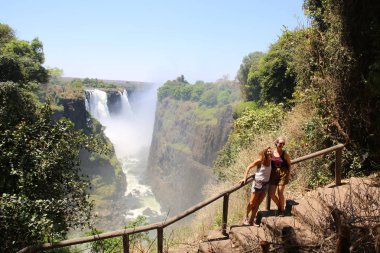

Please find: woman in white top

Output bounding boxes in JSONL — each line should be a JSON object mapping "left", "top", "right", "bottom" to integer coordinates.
{"left": 240, "top": 147, "right": 273, "bottom": 226}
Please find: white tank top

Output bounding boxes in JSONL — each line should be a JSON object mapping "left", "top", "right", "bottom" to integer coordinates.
{"left": 255, "top": 163, "right": 272, "bottom": 182}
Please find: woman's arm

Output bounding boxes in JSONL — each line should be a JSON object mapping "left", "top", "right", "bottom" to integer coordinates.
{"left": 240, "top": 158, "right": 261, "bottom": 184}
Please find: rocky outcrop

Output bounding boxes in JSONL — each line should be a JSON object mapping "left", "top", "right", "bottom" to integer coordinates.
{"left": 107, "top": 91, "right": 123, "bottom": 115}
{"left": 147, "top": 98, "right": 235, "bottom": 214}
{"left": 53, "top": 97, "right": 88, "bottom": 130}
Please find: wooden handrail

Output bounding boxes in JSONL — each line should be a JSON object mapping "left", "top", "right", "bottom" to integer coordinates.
{"left": 18, "top": 143, "right": 344, "bottom": 253}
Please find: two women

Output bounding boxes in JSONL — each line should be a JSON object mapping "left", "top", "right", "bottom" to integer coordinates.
{"left": 240, "top": 147, "right": 273, "bottom": 225}
{"left": 240, "top": 137, "right": 291, "bottom": 225}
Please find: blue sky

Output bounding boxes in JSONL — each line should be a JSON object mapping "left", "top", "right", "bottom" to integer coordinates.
{"left": 0, "top": 1, "right": 306, "bottom": 83}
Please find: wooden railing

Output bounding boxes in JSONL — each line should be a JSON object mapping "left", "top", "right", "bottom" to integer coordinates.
{"left": 19, "top": 143, "right": 345, "bottom": 253}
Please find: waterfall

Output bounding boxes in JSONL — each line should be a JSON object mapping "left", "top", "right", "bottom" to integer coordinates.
{"left": 119, "top": 90, "right": 134, "bottom": 118}
{"left": 85, "top": 88, "right": 161, "bottom": 220}
{"left": 85, "top": 89, "right": 110, "bottom": 121}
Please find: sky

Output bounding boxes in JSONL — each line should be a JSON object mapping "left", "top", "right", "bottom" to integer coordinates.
{"left": 0, "top": 1, "right": 307, "bottom": 84}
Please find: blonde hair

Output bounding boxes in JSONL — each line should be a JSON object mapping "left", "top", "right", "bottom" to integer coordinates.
{"left": 274, "top": 136, "right": 286, "bottom": 146}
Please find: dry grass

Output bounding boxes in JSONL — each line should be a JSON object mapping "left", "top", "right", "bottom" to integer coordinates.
{"left": 162, "top": 102, "right": 316, "bottom": 251}
{"left": 162, "top": 102, "right": 380, "bottom": 252}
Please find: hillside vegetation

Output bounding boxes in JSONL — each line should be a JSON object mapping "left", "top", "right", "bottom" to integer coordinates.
{"left": 168, "top": 1, "right": 380, "bottom": 251}
{"left": 0, "top": 23, "right": 129, "bottom": 251}
{"left": 147, "top": 76, "right": 240, "bottom": 213}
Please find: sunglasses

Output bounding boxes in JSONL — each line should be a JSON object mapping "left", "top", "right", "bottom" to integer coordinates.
{"left": 278, "top": 142, "right": 285, "bottom": 145}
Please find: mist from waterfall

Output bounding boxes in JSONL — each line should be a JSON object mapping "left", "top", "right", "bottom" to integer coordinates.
{"left": 85, "top": 87, "right": 162, "bottom": 221}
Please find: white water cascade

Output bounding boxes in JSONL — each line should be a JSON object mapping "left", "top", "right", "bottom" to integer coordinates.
{"left": 85, "top": 88, "right": 162, "bottom": 220}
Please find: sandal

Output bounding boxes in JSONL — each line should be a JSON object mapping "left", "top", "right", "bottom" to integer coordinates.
{"left": 243, "top": 217, "right": 250, "bottom": 226}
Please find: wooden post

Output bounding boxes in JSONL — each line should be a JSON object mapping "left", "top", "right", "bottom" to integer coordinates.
{"left": 157, "top": 227, "right": 163, "bottom": 253}
{"left": 122, "top": 234, "right": 129, "bottom": 253}
{"left": 335, "top": 147, "right": 343, "bottom": 186}
{"left": 266, "top": 193, "right": 271, "bottom": 211}
{"left": 222, "top": 194, "right": 229, "bottom": 235}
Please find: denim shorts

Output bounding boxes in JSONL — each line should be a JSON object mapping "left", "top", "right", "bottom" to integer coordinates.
{"left": 251, "top": 181, "right": 269, "bottom": 192}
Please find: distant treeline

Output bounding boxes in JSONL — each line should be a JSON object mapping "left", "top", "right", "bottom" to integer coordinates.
{"left": 157, "top": 75, "right": 240, "bottom": 108}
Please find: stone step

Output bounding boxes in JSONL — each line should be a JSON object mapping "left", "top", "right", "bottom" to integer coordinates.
{"left": 261, "top": 216, "right": 319, "bottom": 249}
{"left": 229, "top": 225, "right": 269, "bottom": 252}
{"left": 291, "top": 177, "right": 380, "bottom": 232}
{"left": 198, "top": 238, "right": 234, "bottom": 253}
{"left": 291, "top": 192, "right": 332, "bottom": 231}
{"left": 197, "top": 230, "right": 235, "bottom": 253}
{"left": 315, "top": 177, "right": 380, "bottom": 217}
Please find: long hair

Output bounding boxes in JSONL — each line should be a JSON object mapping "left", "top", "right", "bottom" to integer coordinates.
{"left": 259, "top": 147, "right": 272, "bottom": 166}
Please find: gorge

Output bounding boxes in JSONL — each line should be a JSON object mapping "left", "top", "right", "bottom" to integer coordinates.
{"left": 84, "top": 87, "right": 163, "bottom": 225}
{"left": 71, "top": 79, "right": 240, "bottom": 229}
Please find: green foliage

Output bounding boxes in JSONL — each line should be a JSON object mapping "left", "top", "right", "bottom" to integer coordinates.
{"left": 308, "top": 169, "right": 331, "bottom": 188}
{"left": 190, "top": 83, "right": 205, "bottom": 100}
{"left": 303, "top": 114, "right": 332, "bottom": 150}
{"left": 214, "top": 103, "right": 285, "bottom": 180}
{"left": 0, "top": 24, "right": 48, "bottom": 84}
{"left": 213, "top": 211, "right": 222, "bottom": 228}
{"left": 85, "top": 216, "right": 149, "bottom": 253}
{"left": 246, "top": 29, "right": 301, "bottom": 105}
{"left": 194, "top": 107, "right": 218, "bottom": 126}
{"left": 157, "top": 78, "right": 194, "bottom": 101}
{"left": 233, "top": 101, "right": 258, "bottom": 119}
{"left": 0, "top": 23, "right": 15, "bottom": 46}
{"left": 0, "top": 23, "right": 125, "bottom": 252}
{"left": 158, "top": 76, "right": 240, "bottom": 112}
{"left": 124, "top": 216, "right": 150, "bottom": 244}
{"left": 237, "top": 51, "right": 264, "bottom": 100}
{"left": 84, "top": 229, "right": 122, "bottom": 253}
{"left": 301, "top": 0, "right": 380, "bottom": 170}
{"left": 199, "top": 89, "right": 217, "bottom": 107}
{"left": 233, "top": 103, "right": 285, "bottom": 145}
{"left": 47, "top": 67, "right": 64, "bottom": 81}
{"left": 0, "top": 85, "right": 104, "bottom": 251}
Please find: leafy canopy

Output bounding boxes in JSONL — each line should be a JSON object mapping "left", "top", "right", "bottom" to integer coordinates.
{"left": 0, "top": 23, "right": 104, "bottom": 252}
{"left": 0, "top": 23, "right": 48, "bottom": 84}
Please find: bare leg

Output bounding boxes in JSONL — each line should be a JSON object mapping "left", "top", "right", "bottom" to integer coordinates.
{"left": 248, "top": 192, "right": 260, "bottom": 224}
{"left": 251, "top": 192, "right": 266, "bottom": 221}
{"left": 245, "top": 192, "right": 256, "bottom": 219}
{"left": 268, "top": 184, "right": 280, "bottom": 209}
{"left": 277, "top": 185, "right": 286, "bottom": 211}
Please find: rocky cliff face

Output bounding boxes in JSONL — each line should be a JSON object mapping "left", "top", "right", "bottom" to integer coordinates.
{"left": 53, "top": 97, "right": 88, "bottom": 130}
{"left": 147, "top": 98, "right": 235, "bottom": 214}
{"left": 53, "top": 95, "right": 126, "bottom": 200}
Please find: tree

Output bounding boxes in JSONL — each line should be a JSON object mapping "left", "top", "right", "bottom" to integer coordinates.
{"left": 247, "top": 30, "right": 301, "bottom": 104}
{"left": 303, "top": 0, "right": 380, "bottom": 165}
{"left": 0, "top": 23, "right": 15, "bottom": 47}
{"left": 0, "top": 82, "right": 103, "bottom": 252}
{"left": 176, "top": 74, "right": 188, "bottom": 83}
{"left": 0, "top": 23, "right": 48, "bottom": 84}
{"left": 0, "top": 23, "right": 102, "bottom": 252}
{"left": 236, "top": 51, "right": 264, "bottom": 100}
{"left": 47, "top": 67, "right": 64, "bottom": 79}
